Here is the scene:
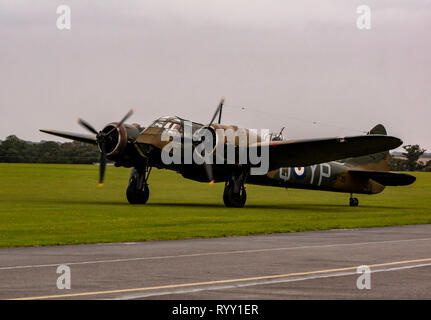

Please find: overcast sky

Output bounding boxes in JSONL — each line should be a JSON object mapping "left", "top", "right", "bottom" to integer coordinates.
{"left": 1, "top": 0, "right": 430, "bottom": 150}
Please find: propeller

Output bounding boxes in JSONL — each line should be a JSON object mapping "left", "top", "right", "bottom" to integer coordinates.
{"left": 204, "top": 163, "right": 214, "bottom": 184}
{"left": 78, "top": 118, "right": 98, "bottom": 135}
{"left": 105, "top": 108, "right": 135, "bottom": 136}
{"left": 98, "top": 140, "right": 106, "bottom": 187}
{"left": 78, "top": 109, "right": 135, "bottom": 187}
{"left": 209, "top": 97, "right": 225, "bottom": 125}
{"left": 203, "top": 97, "right": 225, "bottom": 184}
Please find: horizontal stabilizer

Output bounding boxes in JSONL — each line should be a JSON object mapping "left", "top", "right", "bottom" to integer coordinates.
{"left": 40, "top": 129, "right": 97, "bottom": 144}
{"left": 348, "top": 170, "right": 416, "bottom": 186}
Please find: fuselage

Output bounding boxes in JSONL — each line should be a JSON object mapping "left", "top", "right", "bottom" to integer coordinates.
{"left": 247, "top": 161, "right": 385, "bottom": 195}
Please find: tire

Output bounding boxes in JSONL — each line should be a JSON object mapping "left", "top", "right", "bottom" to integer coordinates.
{"left": 223, "top": 183, "right": 247, "bottom": 208}
{"left": 126, "top": 176, "right": 150, "bottom": 204}
{"left": 349, "top": 197, "right": 359, "bottom": 207}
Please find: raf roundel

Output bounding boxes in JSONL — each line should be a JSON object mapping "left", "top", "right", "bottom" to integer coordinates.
{"left": 293, "top": 167, "right": 306, "bottom": 178}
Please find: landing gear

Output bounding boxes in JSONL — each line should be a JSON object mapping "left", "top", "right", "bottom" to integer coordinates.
{"left": 223, "top": 169, "right": 248, "bottom": 208}
{"left": 223, "top": 182, "right": 247, "bottom": 208}
{"left": 126, "top": 167, "right": 151, "bottom": 204}
{"left": 349, "top": 193, "right": 359, "bottom": 207}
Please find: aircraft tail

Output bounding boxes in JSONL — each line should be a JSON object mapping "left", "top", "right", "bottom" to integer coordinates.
{"left": 345, "top": 124, "right": 416, "bottom": 187}
{"left": 344, "top": 124, "right": 390, "bottom": 171}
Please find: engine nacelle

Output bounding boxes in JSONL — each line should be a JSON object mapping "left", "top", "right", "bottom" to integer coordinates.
{"left": 99, "top": 122, "right": 140, "bottom": 157}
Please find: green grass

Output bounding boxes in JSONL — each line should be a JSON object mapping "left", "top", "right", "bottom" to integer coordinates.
{"left": 0, "top": 163, "right": 430, "bottom": 247}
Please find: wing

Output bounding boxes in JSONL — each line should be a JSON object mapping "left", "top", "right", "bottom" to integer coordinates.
{"left": 254, "top": 135, "right": 402, "bottom": 170}
{"left": 348, "top": 170, "right": 416, "bottom": 186}
{"left": 40, "top": 129, "right": 97, "bottom": 145}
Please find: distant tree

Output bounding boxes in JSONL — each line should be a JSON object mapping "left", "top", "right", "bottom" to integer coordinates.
{"left": 402, "top": 144, "right": 426, "bottom": 171}
{"left": 0, "top": 135, "right": 29, "bottom": 162}
{"left": 390, "top": 155, "right": 408, "bottom": 171}
{"left": 0, "top": 135, "right": 99, "bottom": 164}
{"left": 424, "top": 160, "right": 431, "bottom": 172}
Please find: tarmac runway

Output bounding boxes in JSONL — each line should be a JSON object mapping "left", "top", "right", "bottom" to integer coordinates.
{"left": 1, "top": 224, "right": 431, "bottom": 300}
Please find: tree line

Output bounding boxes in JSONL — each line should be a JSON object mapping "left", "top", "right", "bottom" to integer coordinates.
{"left": 0, "top": 135, "right": 430, "bottom": 171}
{"left": 390, "top": 144, "right": 431, "bottom": 172}
{"left": 0, "top": 135, "right": 99, "bottom": 164}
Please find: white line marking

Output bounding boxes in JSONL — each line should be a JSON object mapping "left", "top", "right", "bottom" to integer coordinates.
{"left": 114, "top": 262, "right": 431, "bottom": 300}
{"left": 10, "top": 258, "right": 431, "bottom": 300}
{"left": 1, "top": 237, "right": 431, "bottom": 271}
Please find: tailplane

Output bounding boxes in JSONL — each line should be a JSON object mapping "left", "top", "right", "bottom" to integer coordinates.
{"left": 345, "top": 124, "right": 416, "bottom": 186}
{"left": 344, "top": 124, "right": 390, "bottom": 171}
{"left": 348, "top": 170, "right": 416, "bottom": 186}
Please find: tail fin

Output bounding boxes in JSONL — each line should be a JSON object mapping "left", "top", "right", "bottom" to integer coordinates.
{"left": 344, "top": 124, "right": 390, "bottom": 171}
{"left": 368, "top": 124, "right": 387, "bottom": 135}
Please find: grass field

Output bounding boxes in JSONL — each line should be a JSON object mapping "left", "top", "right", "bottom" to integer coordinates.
{"left": 0, "top": 163, "right": 430, "bottom": 247}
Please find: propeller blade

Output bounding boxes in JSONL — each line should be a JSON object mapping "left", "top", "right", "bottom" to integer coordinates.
{"left": 118, "top": 108, "right": 135, "bottom": 126}
{"left": 106, "top": 108, "right": 135, "bottom": 136}
{"left": 78, "top": 118, "right": 98, "bottom": 135}
{"left": 204, "top": 163, "right": 214, "bottom": 184}
{"left": 98, "top": 143, "right": 106, "bottom": 187}
{"left": 209, "top": 97, "right": 225, "bottom": 125}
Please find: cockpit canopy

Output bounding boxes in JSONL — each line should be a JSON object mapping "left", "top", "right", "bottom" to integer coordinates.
{"left": 147, "top": 116, "right": 203, "bottom": 133}
{"left": 149, "top": 116, "right": 182, "bottom": 129}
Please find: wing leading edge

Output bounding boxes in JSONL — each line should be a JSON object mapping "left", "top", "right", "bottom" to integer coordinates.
{"left": 40, "top": 130, "right": 403, "bottom": 172}
{"left": 255, "top": 134, "right": 402, "bottom": 170}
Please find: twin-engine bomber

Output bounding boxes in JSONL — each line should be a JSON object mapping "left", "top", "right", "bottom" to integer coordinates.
{"left": 41, "top": 98, "right": 415, "bottom": 207}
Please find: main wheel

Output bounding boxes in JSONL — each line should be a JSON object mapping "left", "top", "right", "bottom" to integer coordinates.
{"left": 126, "top": 176, "right": 150, "bottom": 204}
{"left": 349, "top": 197, "right": 359, "bottom": 207}
{"left": 223, "top": 183, "right": 247, "bottom": 208}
